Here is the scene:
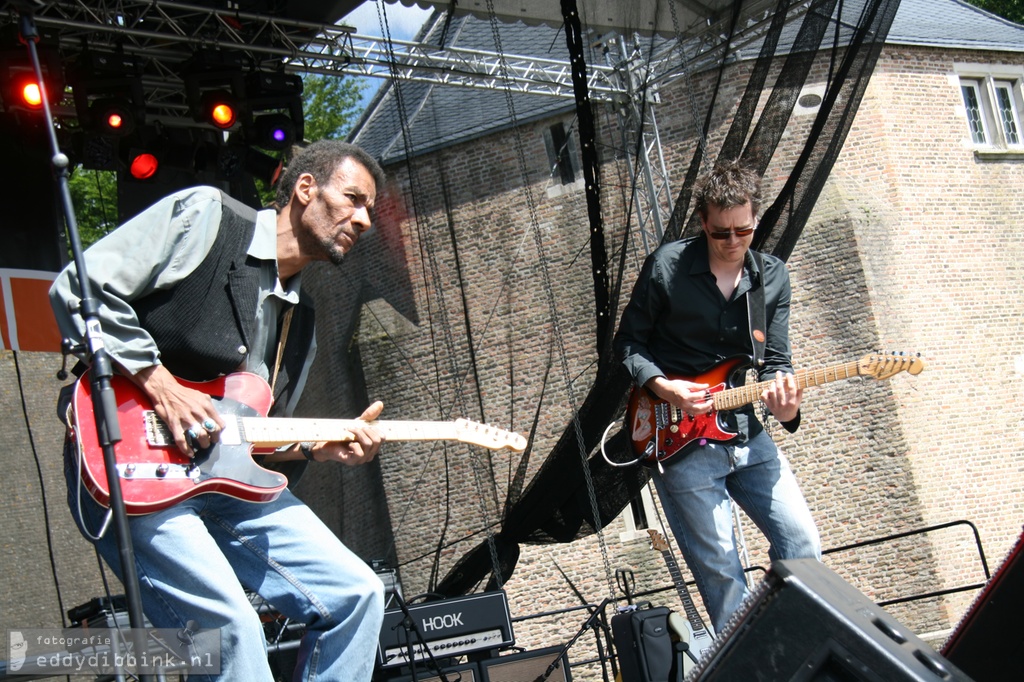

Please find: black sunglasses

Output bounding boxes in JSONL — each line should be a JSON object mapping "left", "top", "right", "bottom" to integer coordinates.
{"left": 708, "top": 226, "right": 755, "bottom": 240}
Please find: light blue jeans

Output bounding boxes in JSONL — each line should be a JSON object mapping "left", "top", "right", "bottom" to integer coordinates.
{"left": 652, "top": 429, "right": 820, "bottom": 634}
{"left": 66, "top": 446, "right": 384, "bottom": 681}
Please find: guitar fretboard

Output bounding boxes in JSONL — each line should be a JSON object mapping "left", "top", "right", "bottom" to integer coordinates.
{"left": 660, "top": 550, "right": 710, "bottom": 637}
{"left": 713, "top": 361, "right": 863, "bottom": 411}
{"left": 239, "top": 417, "right": 526, "bottom": 452}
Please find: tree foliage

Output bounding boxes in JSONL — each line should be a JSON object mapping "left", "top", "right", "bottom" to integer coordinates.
{"left": 967, "top": 0, "right": 1024, "bottom": 24}
{"left": 301, "top": 74, "right": 367, "bottom": 142}
{"left": 66, "top": 167, "right": 118, "bottom": 251}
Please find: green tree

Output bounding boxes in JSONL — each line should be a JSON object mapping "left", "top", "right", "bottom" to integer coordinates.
{"left": 966, "top": 0, "right": 1024, "bottom": 23}
{"left": 301, "top": 74, "right": 367, "bottom": 142}
{"left": 67, "top": 167, "right": 118, "bottom": 251}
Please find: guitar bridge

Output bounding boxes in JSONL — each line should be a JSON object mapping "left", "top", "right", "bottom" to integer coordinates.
{"left": 654, "top": 401, "right": 671, "bottom": 430}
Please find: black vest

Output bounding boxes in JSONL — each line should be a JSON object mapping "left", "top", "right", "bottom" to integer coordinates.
{"left": 131, "top": 190, "right": 315, "bottom": 415}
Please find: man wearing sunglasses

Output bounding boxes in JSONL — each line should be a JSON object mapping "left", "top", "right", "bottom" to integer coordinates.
{"left": 614, "top": 160, "right": 820, "bottom": 634}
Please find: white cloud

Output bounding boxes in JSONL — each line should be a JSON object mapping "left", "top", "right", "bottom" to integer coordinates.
{"left": 342, "top": 1, "right": 432, "bottom": 41}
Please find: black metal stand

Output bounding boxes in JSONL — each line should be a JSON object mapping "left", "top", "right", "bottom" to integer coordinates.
{"left": 674, "top": 638, "right": 698, "bottom": 681}
{"left": 385, "top": 593, "right": 454, "bottom": 682}
{"left": 533, "top": 597, "right": 614, "bottom": 682}
{"left": 14, "top": 6, "right": 153, "bottom": 682}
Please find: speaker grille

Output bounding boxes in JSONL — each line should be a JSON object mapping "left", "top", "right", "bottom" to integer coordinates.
{"left": 479, "top": 646, "right": 571, "bottom": 682}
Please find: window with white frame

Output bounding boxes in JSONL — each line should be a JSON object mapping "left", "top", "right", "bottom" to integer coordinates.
{"left": 956, "top": 66, "right": 1023, "bottom": 150}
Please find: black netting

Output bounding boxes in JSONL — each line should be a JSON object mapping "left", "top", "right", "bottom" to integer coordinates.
{"left": 436, "top": 0, "right": 902, "bottom": 597}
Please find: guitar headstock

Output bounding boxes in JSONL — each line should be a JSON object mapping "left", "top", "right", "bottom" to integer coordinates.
{"left": 647, "top": 528, "right": 669, "bottom": 552}
{"left": 857, "top": 351, "right": 925, "bottom": 379}
{"left": 454, "top": 419, "right": 528, "bottom": 452}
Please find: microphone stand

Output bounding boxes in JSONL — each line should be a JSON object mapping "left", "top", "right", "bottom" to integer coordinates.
{"left": 387, "top": 593, "right": 453, "bottom": 682}
{"left": 15, "top": 7, "right": 153, "bottom": 682}
{"left": 533, "top": 597, "right": 614, "bottom": 682}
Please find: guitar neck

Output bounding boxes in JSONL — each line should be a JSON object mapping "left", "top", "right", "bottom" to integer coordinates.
{"left": 713, "top": 360, "right": 863, "bottom": 411}
{"left": 241, "top": 417, "right": 467, "bottom": 447}
{"left": 660, "top": 551, "right": 710, "bottom": 636}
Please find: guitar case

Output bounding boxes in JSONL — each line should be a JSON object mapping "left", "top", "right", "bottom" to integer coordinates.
{"left": 612, "top": 605, "right": 674, "bottom": 682}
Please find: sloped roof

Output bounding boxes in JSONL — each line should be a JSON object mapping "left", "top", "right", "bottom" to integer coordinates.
{"left": 351, "top": 0, "right": 1024, "bottom": 162}
{"left": 888, "top": 0, "right": 1024, "bottom": 50}
{"left": 351, "top": 13, "right": 574, "bottom": 164}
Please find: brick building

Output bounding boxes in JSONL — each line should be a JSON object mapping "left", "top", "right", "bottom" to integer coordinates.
{"left": 2, "top": 0, "right": 1022, "bottom": 679}
{"left": 339, "top": 0, "right": 1024, "bottom": 673}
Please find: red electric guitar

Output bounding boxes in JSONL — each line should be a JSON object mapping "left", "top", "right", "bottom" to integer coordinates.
{"left": 70, "top": 371, "right": 527, "bottom": 515}
{"left": 626, "top": 351, "right": 925, "bottom": 467}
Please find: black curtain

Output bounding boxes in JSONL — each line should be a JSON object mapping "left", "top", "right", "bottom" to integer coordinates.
{"left": 436, "top": 0, "right": 902, "bottom": 597}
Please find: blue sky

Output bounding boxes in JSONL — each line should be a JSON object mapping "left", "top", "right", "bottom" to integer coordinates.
{"left": 341, "top": 1, "right": 433, "bottom": 108}
{"left": 342, "top": 1, "right": 432, "bottom": 40}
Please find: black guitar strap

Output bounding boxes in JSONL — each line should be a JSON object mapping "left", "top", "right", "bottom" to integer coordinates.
{"left": 747, "top": 250, "right": 767, "bottom": 369}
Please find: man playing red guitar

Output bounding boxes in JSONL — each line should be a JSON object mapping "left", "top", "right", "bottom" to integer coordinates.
{"left": 50, "top": 141, "right": 387, "bottom": 681}
{"left": 614, "top": 159, "right": 821, "bottom": 634}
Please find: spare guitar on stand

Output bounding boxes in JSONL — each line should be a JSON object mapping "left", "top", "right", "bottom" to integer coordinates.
{"left": 647, "top": 529, "right": 715, "bottom": 676}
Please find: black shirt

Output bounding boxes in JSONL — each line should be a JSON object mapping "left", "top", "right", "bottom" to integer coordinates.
{"left": 614, "top": 234, "right": 798, "bottom": 440}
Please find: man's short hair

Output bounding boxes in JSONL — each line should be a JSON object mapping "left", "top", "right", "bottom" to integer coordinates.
{"left": 274, "top": 140, "right": 386, "bottom": 209}
{"left": 694, "top": 159, "right": 762, "bottom": 218}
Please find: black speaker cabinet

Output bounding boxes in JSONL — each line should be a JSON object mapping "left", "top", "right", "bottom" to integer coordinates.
{"left": 478, "top": 646, "right": 572, "bottom": 682}
{"left": 386, "top": 661, "right": 479, "bottom": 682}
{"left": 691, "top": 559, "right": 970, "bottom": 681}
{"left": 942, "top": 527, "right": 1024, "bottom": 681}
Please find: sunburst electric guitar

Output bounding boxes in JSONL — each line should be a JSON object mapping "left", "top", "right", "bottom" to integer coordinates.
{"left": 647, "top": 529, "right": 716, "bottom": 673}
{"left": 626, "top": 351, "right": 925, "bottom": 467}
{"left": 70, "top": 372, "right": 528, "bottom": 515}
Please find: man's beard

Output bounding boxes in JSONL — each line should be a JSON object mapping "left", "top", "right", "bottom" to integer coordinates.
{"left": 300, "top": 226, "right": 347, "bottom": 266}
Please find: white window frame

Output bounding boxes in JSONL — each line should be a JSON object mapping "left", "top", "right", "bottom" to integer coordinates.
{"left": 954, "top": 63, "right": 1024, "bottom": 151}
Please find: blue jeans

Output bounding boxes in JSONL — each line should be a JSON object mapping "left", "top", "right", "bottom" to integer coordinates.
{"left": 652, "top": 429, "right": 820, "bottom": 634}
{"left": 65, "top": 445, "right": 384, "bottom": 681}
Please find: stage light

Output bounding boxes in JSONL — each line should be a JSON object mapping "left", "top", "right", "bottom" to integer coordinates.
{"left": 19, "top": 79, "right": 42, "bottom": 108}
{"left": 90, "top": 98, "right": 135, "bottom": 136}
{"left": 253, "top": 112, "right": 295, "bottom": 150}
{"left": 0, "top": 46, "right": 63, "bottom": 116}
{"left": 128, "top": 150, "right": 159, "bottom": 180}
{"left": 69, "top": 53, "right": 146, "bottom": 136}
{"left": 201, "top": 90, "right": 238, "bottom": 130}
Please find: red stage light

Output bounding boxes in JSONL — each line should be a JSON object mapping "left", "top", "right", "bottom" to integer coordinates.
{"left": 202, "top": 91, "right": 238, "bottom": 130}
{"left": 128, "top": 152, "right": 159, "bottom": 180}
{"left": 210, "top": 102, "right": 235, "bottom": 128}
{"left": 20, "top": 80, "right": 43, "bottom": 108}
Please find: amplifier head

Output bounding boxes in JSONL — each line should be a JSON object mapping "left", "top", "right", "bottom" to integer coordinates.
{"left": 378, "top": 591, "right": 514, "bottom": 669}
